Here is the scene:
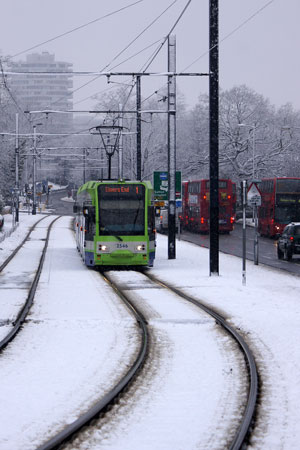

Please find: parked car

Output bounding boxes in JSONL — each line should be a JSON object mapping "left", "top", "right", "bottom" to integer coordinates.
{"left": 0, "top": 214, "right": 4, "bottom": 231}
{"left": 277, "top": 222, "right": 300, "bottom": 261}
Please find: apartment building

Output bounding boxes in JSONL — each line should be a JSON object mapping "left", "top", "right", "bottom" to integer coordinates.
{"left": 8, "top": 52, "right": 73, "bottom": 130}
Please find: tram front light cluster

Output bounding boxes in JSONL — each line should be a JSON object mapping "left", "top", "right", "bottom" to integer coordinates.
{"left": 136, "top": 244, "right": 146, "bottom": 251}
{"left": 98, "top": 244, "right": 109, "bottom": 252}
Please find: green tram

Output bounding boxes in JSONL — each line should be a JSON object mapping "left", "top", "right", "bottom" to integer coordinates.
{"left": 74, "top": 180, "right": 156, "bottom": 268}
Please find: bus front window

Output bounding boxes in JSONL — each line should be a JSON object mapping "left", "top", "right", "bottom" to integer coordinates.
{"left": 275, "top": 204, "right": 300, "bottom": 224}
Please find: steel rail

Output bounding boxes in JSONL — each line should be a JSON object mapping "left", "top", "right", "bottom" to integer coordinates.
{"left": 37, "top": 271, "right": 149, "bottom": 450}
{"left": 0, "top": 216, "right": 60, "bottom": 352}
{"left": 145, "top": 272, "right": 258, "bottom": 450}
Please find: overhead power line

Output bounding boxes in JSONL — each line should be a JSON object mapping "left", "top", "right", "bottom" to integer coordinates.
{"left": 10, "top": 0, "right": 145, "bottom": 59}
{"left": 0, "top": 58, "right": 32, "bottom": 124}
{"left": 182, "top": 0, "right": 275, "bottom": 71}
{"left": 47, "top": 0, "right": 178, "bottom": 108}
{"left": 142, "top": 0, "right": 192, "bottom": 72}
{"left": 119, "top": 0, "right": 192, "bottom": 113}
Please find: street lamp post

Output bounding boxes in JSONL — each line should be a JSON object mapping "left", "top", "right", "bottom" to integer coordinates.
{"left": 106, "top": 144, "right": 115, "bottom": 180}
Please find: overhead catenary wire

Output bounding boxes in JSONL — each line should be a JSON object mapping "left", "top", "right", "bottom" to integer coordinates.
{"left": 141, "top": 0, "right": 192, "bottom": 72}
{"left": 9, "top": 0, "right": 146, "bottom": 59}
{"left": 43, "top": 0, "right": 179, "bottom": 111}
{"left": 123, "top": 0, "right": 277, "bottom": 115}
{"left": 6, "top": 0, "right": 275, "bottom": 140}
{"left": 54, "top": 0, "right": 181, "bottom": 131}
{"left": 0, "top": 59, "right": 32, "bottom": 125}
{"left": 117, "top": 0, "right": 192, "bottom": 117}
{"left": 15, "top": 0, "right": 179, "bottom": 134}
{"left": 73, "top": 38, "right": 164, "bottom": 107}
{"left": 68, "top": 0, "right": 276, "bottom": 119}
{"left": 182, "top": 0, "right": 275, "bottom": 72}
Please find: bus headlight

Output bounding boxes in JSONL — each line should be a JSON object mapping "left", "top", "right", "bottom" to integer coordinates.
{"left": 136, "top": 244, "right": 146, "bottom": 251}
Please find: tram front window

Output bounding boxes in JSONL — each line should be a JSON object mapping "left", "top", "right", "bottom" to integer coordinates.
{"left": 98, "top": 184, "right": 145, "bottom": 236}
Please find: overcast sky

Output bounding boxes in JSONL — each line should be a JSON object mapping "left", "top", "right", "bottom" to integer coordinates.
{"left": 1, "top": 0, "right": 299, "bottom": 114}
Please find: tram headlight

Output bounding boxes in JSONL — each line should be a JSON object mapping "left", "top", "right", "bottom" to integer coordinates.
{"left": 136, "top": 244, "right": 146, "bottom": 251}
{"left": 99, "top": 244, "right": 109, "bottom": 252}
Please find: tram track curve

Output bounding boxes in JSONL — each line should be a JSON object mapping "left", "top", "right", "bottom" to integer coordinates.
{"left": 145, "top": 271, "right": 258, "bottom": 450}
{"left": 37, "top": 271, "right": 149, "bottom": 450}
{"left": 0, "top": 215, "right": 60, "bottom": 352}
{"left": 39, "top": 268, "right": 258, "bottom": 450}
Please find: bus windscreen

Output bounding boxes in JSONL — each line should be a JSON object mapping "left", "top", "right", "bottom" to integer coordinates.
{"left": 277, "top": 179, "right": 300, "bottom": 193}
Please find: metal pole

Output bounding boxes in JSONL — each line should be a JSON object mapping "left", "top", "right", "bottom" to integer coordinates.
{"left": 242, "top": 180, "right": 247, "bottom": 285}
{"left": 108, "top": 154, "right": 112, "bottom": 179}
{"left": 252, "top": 125, "right": 255, "bottom": 180}
{"left": 32, "top": 126, "right": 37, "bottom": 215}
{"left": 252, "top": 125, "right": 256, "bottom": 222}
{"left": 168, "top": 34, "right": 176, "bottom": 260}
{"left": 209, "top": 0, "right": 219, "bottom": 275}
{"left": 15, "top": 113, "right": 19, "bottom": 222}
{"left": 136, "top": 75, "right": 142, "bottom": 180}
{"left": 83, "top": 149, "right": 86, "bottom": 184}
{"left": 254, "top": 204, "right": 259, "bottom": 265}
{"left": 119, "top": 103, "right": 123, "bottom": 180}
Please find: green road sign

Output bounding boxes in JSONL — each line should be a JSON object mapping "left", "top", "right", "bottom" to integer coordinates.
{"left": 153, "top": 171, "right": 182, "bottom": 200}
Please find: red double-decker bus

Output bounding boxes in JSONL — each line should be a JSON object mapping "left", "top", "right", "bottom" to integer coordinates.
{"left": 258, "top": 177, "right": 300, "bottom": 237}
{"left": 182, "top": 179, "right": 236, "bottom": 233}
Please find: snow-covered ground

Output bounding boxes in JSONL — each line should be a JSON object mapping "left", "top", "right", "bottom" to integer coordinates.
{"left": 0, "top": 213, "right": 299, "bottom": 449}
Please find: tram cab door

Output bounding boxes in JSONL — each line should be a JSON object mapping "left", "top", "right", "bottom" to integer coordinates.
{"left": 148, "top": 206, "right": 156, "bottom": 240}
{"left": 83, "top": 205, "right": 96, "bottom": 240}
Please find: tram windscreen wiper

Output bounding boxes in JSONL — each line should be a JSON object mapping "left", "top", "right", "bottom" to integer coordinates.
{"left": 116, "top": 235, "right": 123, "bottom": 241}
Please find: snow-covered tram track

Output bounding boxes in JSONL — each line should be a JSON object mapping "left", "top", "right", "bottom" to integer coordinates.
{"left": 37, "top": 272, "right": 150, "bottom": 450}
{"left": 0, "top": 215, "right": 60, "bottom": 351}
{"left": 145, "top": 271, "right": 259, "bottom": 450}
{"left": 61, "top": 269, "right": 258, "bottom": 450}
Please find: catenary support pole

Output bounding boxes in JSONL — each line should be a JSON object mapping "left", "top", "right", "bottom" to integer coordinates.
{"left": 136, "top": 75, "right": 142, "bottom": 180}
{"left": 118, "top": 104, "right": 123, "bottom": 180}
{"left": 32, "top": 125, "right": 37, "bottom": 215}
{"left": 254, "top": 204, "right": 259, "bottom": 265}
{"left": 209, "top": 0, "right": 219, "bottom": 275}
{"left": 168, "top": 34, "right": 176, "bottom": 260}
{"left": 83, "top": 149, "right": 86, "bottom": 184}
{"left": 242, "top": 180, "right": 247, "bottom": 285}
{"left": 15, "top": 113, "right": 19, "bottom": 222}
